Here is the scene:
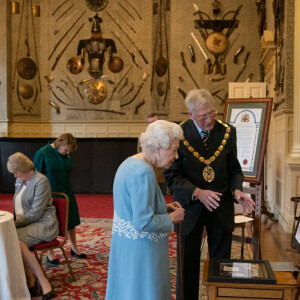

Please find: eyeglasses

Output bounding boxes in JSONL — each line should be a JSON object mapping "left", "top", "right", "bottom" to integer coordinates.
{"left": 197, "top": 111, "right": 217, "bottom": 120}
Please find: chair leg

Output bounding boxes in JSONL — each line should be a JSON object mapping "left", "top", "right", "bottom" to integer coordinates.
{"left": 38, "top": 250, "right": 47, "bottom": 277}
{"left": 31, "top": 250, "right": 46, "bottom": 295}
{"left": 200, "top": 228, "right": 207, "bottom": 261}
{"left": 33, "top": 251, "right": 39, "bottom": 261}
{"left": 241, "top": 226, "right": 245, "bottom": 259}
{"left": 59, "top": 246, "right": 76, "bottom": 282}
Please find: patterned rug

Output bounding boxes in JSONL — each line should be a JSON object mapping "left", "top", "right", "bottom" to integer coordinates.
{"left": 33, "top": 218, "right": 252, "bottom": 300}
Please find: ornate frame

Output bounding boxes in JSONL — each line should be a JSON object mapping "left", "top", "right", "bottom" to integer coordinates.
{"left": 223, "top": 98, "right": 272, "bottom": 184}
{"left": 208, "top": 258, "right": 276, "bottom": 284}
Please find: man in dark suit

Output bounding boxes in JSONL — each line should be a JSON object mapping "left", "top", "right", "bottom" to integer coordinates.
{"left": 164, "top": 89, "right": 255, "bottom": 300}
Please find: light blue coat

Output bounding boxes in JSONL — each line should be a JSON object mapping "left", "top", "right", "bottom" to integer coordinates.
{"left": 106, "top": 158, "right": 173, "bottom": 300}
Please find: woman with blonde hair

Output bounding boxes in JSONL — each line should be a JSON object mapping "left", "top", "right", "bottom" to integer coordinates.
{"left": 7, "top": 152, "right": 57, "bottom": 299}
{"left": 34, "top": 133, "right": 85, "bottom": 263}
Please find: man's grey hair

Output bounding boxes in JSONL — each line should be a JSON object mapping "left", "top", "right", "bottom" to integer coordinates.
{"left": 185, "top": 89, "right": 215, "bottom": 115}
{"left": 140, "top": 120, "right": 183, "bottom": 152}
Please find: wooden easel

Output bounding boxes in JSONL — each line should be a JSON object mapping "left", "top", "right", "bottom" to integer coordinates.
{"left": 260, "top": 168, "right": 278, "bottom": 222}
{"left": 243, "top": 166, "right": 280, "bottom": 259}
{"left": 243, "top": 185, "right": 262, "bottom": 260}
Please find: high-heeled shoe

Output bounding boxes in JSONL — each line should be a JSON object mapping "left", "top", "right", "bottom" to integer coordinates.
{"left": 70, "top": 248, "right": 87, "bottom": 259}
{"left": 29, "top": 280, "right": 40, "bottom": 297}
{"left": 42, "top": 284, "right": 55, "bottom": 300}
{"left": 47, "top": 256, "right": 59, "bottom": 265}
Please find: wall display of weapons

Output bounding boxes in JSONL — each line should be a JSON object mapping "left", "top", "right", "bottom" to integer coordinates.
{"left": 11, "top": 0, "right": 41, "bottom": 116}
{"left": 151, "top": 0, "right": 170, "bottom": 113}
{"left": 176, "top": 1, "right": 257, "bottom": 110}
{"left": 9, "top": 0, "right": 260, "bottom": 121}
{"left": 272, "top": 0, "right": 285, "bottom": 110}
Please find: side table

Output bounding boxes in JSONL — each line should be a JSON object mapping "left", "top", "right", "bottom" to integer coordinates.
{"left": 203, "top": 260, "right": 298, "bottom": 300}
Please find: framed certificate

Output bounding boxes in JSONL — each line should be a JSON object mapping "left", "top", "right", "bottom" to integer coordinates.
{"left": 223, "top": 98, "right": 272, "bottom": 184}
{"left": 208, "top": 259, "right": 276, "bottom": 284}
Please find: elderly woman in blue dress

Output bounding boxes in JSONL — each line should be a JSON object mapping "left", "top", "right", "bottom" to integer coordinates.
{"left": 7, "top": 152, "right": 58, "bottom": 300}
{"left": 106, "top": 120, "right": 185, "bottom": 300}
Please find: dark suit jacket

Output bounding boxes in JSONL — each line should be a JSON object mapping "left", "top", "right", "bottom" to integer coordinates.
{"left": 164, "top": 119, "right": 244, "bottom": 236}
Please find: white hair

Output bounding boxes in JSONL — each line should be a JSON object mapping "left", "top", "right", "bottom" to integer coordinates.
{"left": 140, "top": 120, "right": 183, "bottom": 152}
{"left": 185, "top": 89, "right": 215, "bottom": 114}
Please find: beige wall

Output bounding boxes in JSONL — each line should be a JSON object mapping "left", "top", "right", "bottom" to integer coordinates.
{"left": 2, "top": 0, "right": 300, "bottom": 234}
{"left": 0, "top": 0, "right": 259, "bottom": 137}
{"left": 263, "top": 0, "right": 300, "bottom": 232}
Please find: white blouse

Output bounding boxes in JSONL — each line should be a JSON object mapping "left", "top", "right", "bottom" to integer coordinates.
{"left": 15, "top": 184, "right": 26, "bottom": 218}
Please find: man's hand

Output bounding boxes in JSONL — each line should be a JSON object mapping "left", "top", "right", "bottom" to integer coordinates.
{"left": 194, "top": 188, "right": 222, "bottom": 212}
{"left": 234, "top": 189, "right": 255, "bottom": 213}
{"left": 167, "top": 201, "right": 182, "bottom": 212}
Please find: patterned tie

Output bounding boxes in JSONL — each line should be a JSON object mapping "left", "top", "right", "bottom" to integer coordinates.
{"left": 202, "top": 130, "right": 209, "bottom": 143}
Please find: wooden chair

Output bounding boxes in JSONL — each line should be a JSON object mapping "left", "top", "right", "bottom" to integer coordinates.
{"left": 30, "top": 192, "right": 76, "bottom": 281}
{"left": 234, "top": 213, "right": 254, "bottom": 258}
{"left": 233, "top": 185, "right": 261, "bottom": 259}
{"left": 242, "top": 185, "right": 261, "bottom": 260}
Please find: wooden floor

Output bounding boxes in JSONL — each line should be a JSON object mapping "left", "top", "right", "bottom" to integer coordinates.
{"left": 244, "top": 215, "right": 300, "bottom": 300}
{"left": 260, "top": 214, "right": 299, "bottom": 265}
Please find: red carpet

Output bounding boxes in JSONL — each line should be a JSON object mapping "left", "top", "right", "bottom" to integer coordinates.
{"left": 0, "top": 194, "right": 13, "bottom": 212}
{"left": 76, "top": 194, "right": 114, "bottom": 219}
{"left": 28, "top": 219, "right": 249, "bottom": 300}
{"left": 77, "top": 194, "right": 172, "bottom": 219}
{"left": 0, "top": 194, "right": 173, "bottom": 218}
{"left": 0, "top": 194, "right": 251, "bottom": 300}
{"left": 26, "top": 218, "right": 180, "bottom": 300}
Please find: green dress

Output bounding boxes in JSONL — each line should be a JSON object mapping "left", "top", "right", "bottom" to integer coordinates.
{"left": 34, "top": 143, "right": 80, "bottom": 230}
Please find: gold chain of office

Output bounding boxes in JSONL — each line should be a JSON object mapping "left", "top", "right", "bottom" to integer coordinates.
{"left": 182, "top": 119, "right": 231, "bottom": 182}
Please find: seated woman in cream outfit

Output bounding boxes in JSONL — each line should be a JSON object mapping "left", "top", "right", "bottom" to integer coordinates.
{"left": 7, "top": 152, "right": 58, "bottom": 300}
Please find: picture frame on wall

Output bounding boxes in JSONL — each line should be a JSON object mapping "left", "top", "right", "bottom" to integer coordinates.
{"left": 223, "top": 98, "right": 273, "bottom": 184}
{"left": 208, "top": 259, "right": 276, "bottom": 284}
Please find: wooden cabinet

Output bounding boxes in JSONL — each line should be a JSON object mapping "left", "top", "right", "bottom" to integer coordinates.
{"left": 203, "top": 261, "right": 298, "bottom": 300}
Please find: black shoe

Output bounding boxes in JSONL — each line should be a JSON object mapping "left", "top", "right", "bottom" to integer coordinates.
{"left": 29, "top": 280, "right": 40, "bottom": 297}
{"left": 47, "top": 256, "right": 59, "bottom": 265}
{"left": 70, "top": 248, "right": 87, "bottom": 259}
{"left": 42, "top": 284, "right": 55, "bottom": 300}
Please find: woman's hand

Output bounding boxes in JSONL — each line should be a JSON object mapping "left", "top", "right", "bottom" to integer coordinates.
{"left": 169, "top": 207, "right": 185, "bottom": 224}
{"left": 167, "top": 201, "right": 182, "bottom": 212}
